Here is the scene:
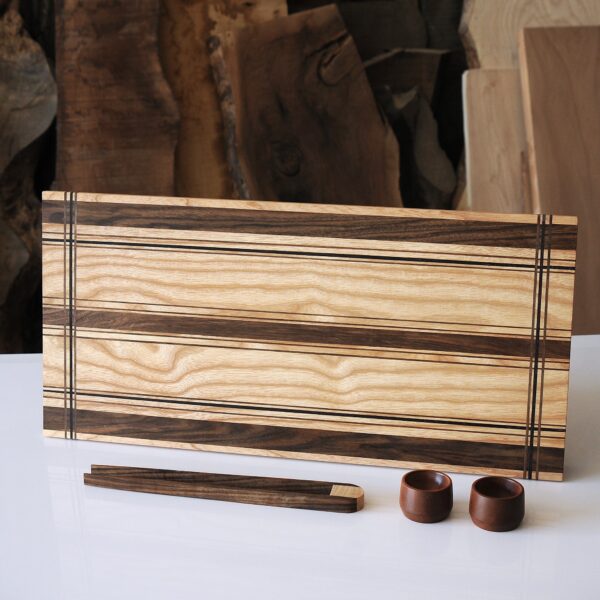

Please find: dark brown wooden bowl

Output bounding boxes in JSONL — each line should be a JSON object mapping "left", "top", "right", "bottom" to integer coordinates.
{"left": 400, "top": 470, "right": 453, "bottom": 523}
{"left": 469, "top": 476, "right": 525, "bottom": 532}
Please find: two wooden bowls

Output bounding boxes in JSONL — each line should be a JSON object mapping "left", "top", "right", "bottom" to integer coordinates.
{"left": 400, "top": 470, "right": 525, "bottom": 532}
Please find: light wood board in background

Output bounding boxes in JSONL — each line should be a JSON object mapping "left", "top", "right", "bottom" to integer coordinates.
{"left": 519, "top": 26, "right": 600, "bottom": 335}
{"left": 463, "top": 69, "right": 527, "bottom": 214}
{"left": 42, "top": 191, "right": 577, "bottom": 480}
{"left": 460, "top": 0, "right": 600, "bottom": 68}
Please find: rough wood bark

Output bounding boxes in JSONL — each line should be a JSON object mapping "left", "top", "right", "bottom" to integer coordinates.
{"left": 158, "top": 0, "right": 287, "bottom": 199}
{"left": 209, "top": 5, "right": 401, "bottom": 206}
{"left": 54, "top": 0, "right": 179, "bottom": 195}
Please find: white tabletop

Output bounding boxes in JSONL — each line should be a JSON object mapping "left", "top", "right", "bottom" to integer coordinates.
{"left": 1, "top": 336, "right": 599, "bottom": 600}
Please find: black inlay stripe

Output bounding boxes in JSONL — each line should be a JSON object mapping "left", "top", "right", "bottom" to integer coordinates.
{"left": 62, "top": 192, "right": 67, "bottom": 438}
{"left": 44, "top": 304, "right": 543, "bottom": 340}
{"left": 43, "top": 406, "right": 565, "bottom": 473}
{"left": 46, "top": 226, "right": 579, "bottom": 263}
{"left": 41, "top": 295, "right": 573, "bottom": 333}
{"left": 43, "top": 328, "right": 571, "bottom": 372}
{"left": 40, "top": 237, "right": 577, "bottom": 272}
{"left": 43, "top": 308, "right": 571, "bottom": 360}
{"left": 42, "top": 385, "right": 568, "bottom": 428}
{"left": 41, "top": 200, "right": 578, "bottom": 250}
{"left": 528, "top": 215, "right": 547, "bottom": 478}
{"left": 68, "top": 192, "right": 74, "bottom": 440}
{"left": 46, "top": 389, "right": 566, "bottom": 433}
{"left": 536, "top": 215, "right": 553, "bottom": 478}
{"left": 51, "top": 396, "right": 555, "bottom": 440}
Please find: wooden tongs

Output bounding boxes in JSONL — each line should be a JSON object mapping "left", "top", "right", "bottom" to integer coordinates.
{"left": 84, "top": 465, "right": 364, "bottom": 513}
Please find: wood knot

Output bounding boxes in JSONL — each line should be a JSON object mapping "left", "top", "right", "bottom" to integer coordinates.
{"left": 317, "top": 34, "right": 355, "bottom": 86}
{"left": 271, "top": 141, "right": 303, "bottom": 176}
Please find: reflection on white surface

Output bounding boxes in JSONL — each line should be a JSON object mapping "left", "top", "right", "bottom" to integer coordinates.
{"left": 0, "top": 338, "right": 599, "bottom": 599}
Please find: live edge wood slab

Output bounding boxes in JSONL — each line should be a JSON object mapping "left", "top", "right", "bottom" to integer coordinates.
{"left": 83, "top": 465, "right": 364, "bottom": 513}
{"left": 41, "top": 192, "right": 578, "bottom": 481}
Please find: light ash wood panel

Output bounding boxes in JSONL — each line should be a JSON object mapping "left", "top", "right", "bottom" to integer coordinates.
{"left": 460, "top": 0, "right": 600, "bottom": 68}
{"left": 463, "top": 69, "right": 527, "bottom": 214}
{"left": 42, "top": 244, "right": 575, "bottom": 334}
{"left": 42, "top": 192, "right": 577, "bottom": 480}
{"left": 519, "top": 26, "right": 600, "bottom": 335}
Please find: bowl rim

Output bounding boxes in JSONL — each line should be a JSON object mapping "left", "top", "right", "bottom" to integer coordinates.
{"left": 472, "top": 476, "right": 524, "bottom": 501}
{"left": 402, "top": 469, "right": 452, "bottom": 493}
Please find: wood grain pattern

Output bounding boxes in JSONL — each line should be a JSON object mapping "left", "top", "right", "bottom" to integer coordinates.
{"left": 54, "top": 0, "right": 179, "bottom": 195}
{"left": 365, "top": 48, "right": 447, "bottom": 105}
{"left": 519, "top": 26, "right": 600, "bottom": 335}
{"left": 42, "top": 191, "right": 577, "bottom": 480}
{"left": 158, "top": 0, "right": 286, "bottom": 199}
{"left": 463, "top": 69, "right": 527, "bottom": 214}
{"left": 84, "top": 465, "right": 364, "bottom": 512}
{"left": 0, "top": 8, "right": 56, "bottom": 175}
{"left": 460, "top": 0, "right": 600, "bottom": 68}
{"left": 208, "top": 5, "right": 401, "bottom": 206}
{"left": 288, "top": 0, "right": 428, "bottom": 60}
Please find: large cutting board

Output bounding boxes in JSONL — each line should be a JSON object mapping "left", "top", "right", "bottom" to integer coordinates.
{"left": 42, "top": 192, "right": 577, "bottom": 480}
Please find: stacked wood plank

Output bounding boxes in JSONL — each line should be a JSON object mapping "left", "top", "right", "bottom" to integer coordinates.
{"left": 461, "top": 0, "right": 600, "bottom": 215}
{"left": 51, "top": 0, "right": 468, "bottom": 210}
{"left": 460, "top": 1, "right": 600, "bottom": 334}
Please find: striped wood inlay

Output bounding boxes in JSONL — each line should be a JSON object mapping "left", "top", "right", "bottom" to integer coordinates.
{"left": 41, "top": 191, "right": 577, "bottom": 480}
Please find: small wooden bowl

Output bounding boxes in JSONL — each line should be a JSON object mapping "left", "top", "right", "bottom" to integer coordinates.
{"left": 469, "top": 476, "right": 525, "bottom": 532}
{"left": 400, "top": 470, "right": 453, "bottom": 523}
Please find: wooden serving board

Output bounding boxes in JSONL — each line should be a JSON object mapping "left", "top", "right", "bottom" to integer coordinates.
{"left": 42, "top": 192, "right": 577, "bottom": 481}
